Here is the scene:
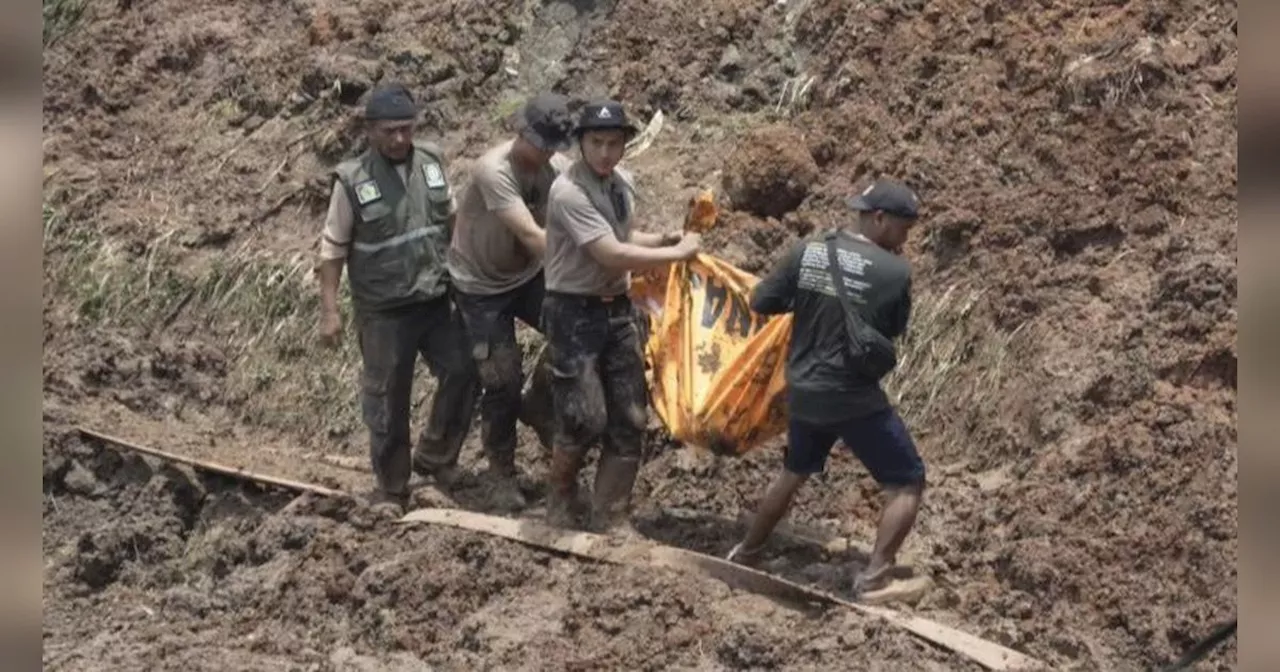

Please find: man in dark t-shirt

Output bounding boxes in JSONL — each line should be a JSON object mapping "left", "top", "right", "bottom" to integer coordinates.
{"left": 726, "top": 179, "right": 926, "bottom": 598}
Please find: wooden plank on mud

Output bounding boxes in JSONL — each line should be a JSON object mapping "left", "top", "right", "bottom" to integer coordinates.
{"left": 399, "top": 507, "right": 1046, "bottom": 671}
{"left": 77, "top": 427, "right": 349, "bottom": 499}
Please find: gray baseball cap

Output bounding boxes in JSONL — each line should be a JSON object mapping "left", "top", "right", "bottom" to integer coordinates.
{"left": 515, "top": 93, "right": 575, "bottom": 151}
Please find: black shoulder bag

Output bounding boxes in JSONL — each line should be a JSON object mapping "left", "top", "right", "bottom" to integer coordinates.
{"left": 824, "top": 231, "right": 898, "bottom": 381}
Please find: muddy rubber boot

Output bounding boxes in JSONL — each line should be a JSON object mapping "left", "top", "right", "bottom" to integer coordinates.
{"left": 491, "top": 473, "right": 527, "bottom": 511}
{"left": 590, "top": 454, "right": 642, "bottom": 537}
{"left": 412, "top": 438, "right": 462, "bottom": 488}
{"left": 368, "top": 488, "right": 408, "bottom": 518}
{"left": 545, "top": 448, "right": 584, "bottom": 529}
{"left": 486, "top": 454, "right": 528, "bottom": 512}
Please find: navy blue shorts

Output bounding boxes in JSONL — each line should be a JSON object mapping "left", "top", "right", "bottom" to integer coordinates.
{"left": 784, "top": 408, "right": 926, "bottom": 486}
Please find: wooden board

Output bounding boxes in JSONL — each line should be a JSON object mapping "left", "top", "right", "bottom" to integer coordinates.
{"left": 399, "top": 507, "right": 1046, "bottom": 671}
{"left": 77, "top": 427, "right": 349, "bottom": 499}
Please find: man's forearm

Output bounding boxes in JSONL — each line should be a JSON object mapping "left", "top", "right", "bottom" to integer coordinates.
{"left": 602, "top": 242, "right": 688, "bottom": 271}
{"left": 750, "top": 283, "right": 793, "bottom": 315}
{"left": 630, "top": 231, "right": 668, "bottom": 248}
{"left": 498, "top": 206, "right": 548, "bottom": 258}
{"left": 750, "top": 294, "right": 792, "bottom": 315}
{"left": 318, "top": 259, "right": 344, "bottom": 314}
{"left": 518, "top": 227, "right": 548, "bottom": 258}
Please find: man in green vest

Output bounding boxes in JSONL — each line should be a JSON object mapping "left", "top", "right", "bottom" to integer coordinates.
{"left": 541, "top": 99, "right": 702, "bottom": 534}
{"left": 316, "top": 83, "right": 479, "bottom": 511}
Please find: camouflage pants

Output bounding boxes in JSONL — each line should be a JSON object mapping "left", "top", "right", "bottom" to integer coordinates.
{"left": 355, "top": 295, "right": 479, "bottom": 495}
{"left": 453, "top": 273, "right": 554, "bottom": 471}
{"left": 542, "top": 292, "right": 647, "bottom": 460}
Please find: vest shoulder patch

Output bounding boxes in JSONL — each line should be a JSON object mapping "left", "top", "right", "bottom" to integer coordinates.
{"left": 423, "top": 162, "right": 447, "bottom": 189}
{"left": 354, "top": 180, "right": 382, "bottom": 206}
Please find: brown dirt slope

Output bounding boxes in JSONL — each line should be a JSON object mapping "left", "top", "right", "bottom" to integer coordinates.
{"left": 43, "top": 0, "right": 1236, "bottom": 670}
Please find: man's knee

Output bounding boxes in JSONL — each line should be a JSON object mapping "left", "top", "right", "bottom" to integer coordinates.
{"left": 601, "top": 390, "right": 647, "bottom": 459}
{"left": 474, "top": 342, "right": 523, "bottom": 396}
{"left": 360, "top": 364, "right": 409, "bottom": 439}
{"left": 556, "top": 398, "right": 608, "bottom": 448}
{"left": 551, "top": 366, "right": 607, "bottom": 447}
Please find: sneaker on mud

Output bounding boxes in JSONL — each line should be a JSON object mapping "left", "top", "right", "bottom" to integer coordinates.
{"left": 725, "top": 542, "right": 765, "bottom": 566}
{"left": 852, "top": 563, "right": 893, "bottom": 598}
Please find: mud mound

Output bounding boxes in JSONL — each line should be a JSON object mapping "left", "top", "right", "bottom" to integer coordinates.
{"left": 42, "top": 430, "right": 975, "bottom": 671}
{"left": 722, "top": 124, "right": 820, "bottom": 220}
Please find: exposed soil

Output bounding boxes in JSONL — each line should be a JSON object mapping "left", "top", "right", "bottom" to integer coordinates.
{"left": 723, "top": 124, "right": 819, "bottom": 219}
{"left": 43, "top": 427, "right": 970, "bottom": 672}
{"left": 43, "top": 0, "right": 1236, "bottom": 670}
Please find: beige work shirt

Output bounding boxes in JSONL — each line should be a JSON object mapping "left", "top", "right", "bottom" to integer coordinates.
{"left": 544, "top": 160, "right": 636, "bottom": 297}
{"left": 446, "top": 140, "right": 572, "bottom": 295}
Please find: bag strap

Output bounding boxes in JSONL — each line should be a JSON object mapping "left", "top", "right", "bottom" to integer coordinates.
{"left": 824, "top": 231, "right": 856, "bottom": 312}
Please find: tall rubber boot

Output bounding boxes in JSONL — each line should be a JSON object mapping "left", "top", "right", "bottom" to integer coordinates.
{"left": 545, "top": 447, "right": 584, "bottom": 529}
{"left": 590, "top": 454, "right": 642, "bottom": 536}
{"left": 486, "top": 450, "right": 528, "bottom": 512}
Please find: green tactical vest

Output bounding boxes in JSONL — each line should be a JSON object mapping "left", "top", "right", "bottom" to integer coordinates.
{"left": 333, "top": 141, "right": 454, "bottom": 313}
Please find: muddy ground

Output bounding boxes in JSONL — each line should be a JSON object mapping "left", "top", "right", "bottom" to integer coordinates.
{"left": 43, "top": 0, "right": 1236, "bottom": 670}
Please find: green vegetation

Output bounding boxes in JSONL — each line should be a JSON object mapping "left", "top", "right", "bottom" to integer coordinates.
{"left": 885, "top": 284, "right": 1028, "bottom": 445}
{"left": 43, "top": 0, "right": 89, "bottom": 48}
{"left": 43, "top": 202, "right": 369, "bottom": 437}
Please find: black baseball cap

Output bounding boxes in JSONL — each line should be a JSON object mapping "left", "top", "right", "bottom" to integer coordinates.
{"left": 847, "top": 179, "right": 921, "bottom": 219}
{"left": 573, "top": 99, "right": 640, "bottom": 138}
{"left": 365, "top": 83, "right": 416, "bottom": 121}
{"left": 516, "top": 92, "right": 574, "bottom": 151}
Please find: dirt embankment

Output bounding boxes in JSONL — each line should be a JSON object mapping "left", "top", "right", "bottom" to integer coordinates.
{"left": 43, "top": 0, "right": 1236, "bottom": 669}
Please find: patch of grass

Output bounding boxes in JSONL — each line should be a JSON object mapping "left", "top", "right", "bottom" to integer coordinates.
{"left": 490, "top": 96, "right": 526, "bottom": 127}
{"left": 43, "top": 202, "right": 367, "bottom": 439}
{"left": 43, "top": 0, "right": 89, "bottom": 48}
{"left": 774, "top": 73, "right": 817, "bottom": 118}
{"left": 884, "top": 284, "right": 1029, "bottom": 449}
{"left": 1058, "top": 36, "right": 1168, "bottom": 110}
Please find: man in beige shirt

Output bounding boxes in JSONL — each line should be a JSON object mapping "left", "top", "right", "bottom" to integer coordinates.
{"left": 445, "top": 93, "right": 575, "bottom": 510}
{"left": 315, "top": 84, "right": 478, "bottom": 510}
{"left": 541, "top": 99, "right": 701, "bottom": 535}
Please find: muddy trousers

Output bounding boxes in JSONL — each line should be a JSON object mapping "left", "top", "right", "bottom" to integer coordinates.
{"left": 355, "top": 296, "right": 479, "bottom": 496}
{"left": 542, "top": 292, "right": 648, "bottom": 530}
{"left": 453, "top": 273, "right": 554, "bottom": 473}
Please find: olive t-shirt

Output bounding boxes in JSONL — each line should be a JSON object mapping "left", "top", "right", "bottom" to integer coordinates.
{"left": 543, "top": 161, "right": 636, "bottom": 296}
{"left": 447, "top": 140, "right": 572, "bottom": 295}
